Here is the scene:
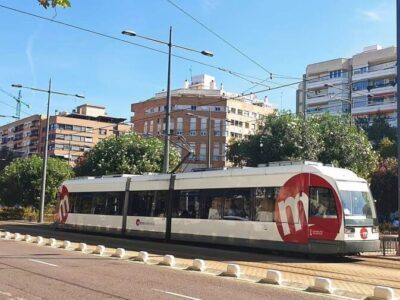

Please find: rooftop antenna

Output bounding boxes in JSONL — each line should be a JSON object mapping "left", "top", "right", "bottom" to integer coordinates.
{"left": 189, "top": 65, "right": 193, "bottom": 81}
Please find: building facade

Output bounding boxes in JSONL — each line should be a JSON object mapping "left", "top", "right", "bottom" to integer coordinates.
{"left": 131, "top": 74, "right": 274, "bottom": 171}
{"left": 297, "top": 45, "right": 397, "bottom": 126}
{"left": 0, "top": 104, "right": 131, "bottom": 164}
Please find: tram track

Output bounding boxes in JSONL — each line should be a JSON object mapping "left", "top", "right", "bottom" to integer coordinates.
{"left": 232, "top": 260, "right": 400, "bottom": 290}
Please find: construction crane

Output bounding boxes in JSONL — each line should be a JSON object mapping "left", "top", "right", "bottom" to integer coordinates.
{"left": 0, "top": 87, "right": 30, "bottom": 119}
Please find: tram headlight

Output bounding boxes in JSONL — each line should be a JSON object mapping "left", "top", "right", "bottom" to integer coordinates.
{"left": 372, "top": 226, "right": 379, "bottom": 233}
{"left": 344, "top": 227, "right": 355, "bottom": 234}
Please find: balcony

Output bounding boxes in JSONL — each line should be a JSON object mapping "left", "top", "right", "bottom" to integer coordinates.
{"left": 352, "top": 100, "right": 397, "bottom": 115}
{"left": 352, "top": 65, "right": 396, "bottom": 81}
{"left": 306, "top": 94, "right": 330, "bottom": 105}
{"left": 306, "top": 75, "right": 349, "bottom": 90}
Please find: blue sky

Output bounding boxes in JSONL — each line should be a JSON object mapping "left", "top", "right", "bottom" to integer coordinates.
{"left": 0, "top": 0, "right": 396, "bottom": 125}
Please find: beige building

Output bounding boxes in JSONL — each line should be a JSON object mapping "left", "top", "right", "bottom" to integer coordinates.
{"left": 298, "top": 45, "right": 397, "bottom": 126}
{"left": 0, "top": 104, "right": 131, "bottom": 164}
{"left": 131, "top": 74, "right": 274, "bottom": 171}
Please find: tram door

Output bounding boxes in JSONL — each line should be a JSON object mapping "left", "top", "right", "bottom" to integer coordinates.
{"left": 307, "top": 174, "right": 342, "bottom": 241}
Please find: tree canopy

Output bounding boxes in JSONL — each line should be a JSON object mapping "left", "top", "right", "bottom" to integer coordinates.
{"left": 0, "top": 147, "right": 17, "bottom": 173}
{"left": 74, "top": 133, "right": 181, "bottom": 176}
{"left": 0, "top": 156, "right": 73, "bottom": 208}
{"left": 38, "top": 0, "right": 71, "bottom": 9}
{"left": 227, "top": 113, "right": 378, "bottom": 179}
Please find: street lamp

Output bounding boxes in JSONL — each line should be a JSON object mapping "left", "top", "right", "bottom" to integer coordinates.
{"left": 122, "top": 27, "right": 213, "bottom": 173}
{"left": 12, "top": 80, "right": 85, "bottom": 223}
{"left": 186, "top": 108, "right": 213, "bottom": 169}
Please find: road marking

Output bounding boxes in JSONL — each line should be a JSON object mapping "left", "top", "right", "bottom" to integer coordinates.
{"left": 153, "top": 289, "right": 202, "bottom": 300}
{"left": 28, "top": 259, "right": 58, "bottom": 267}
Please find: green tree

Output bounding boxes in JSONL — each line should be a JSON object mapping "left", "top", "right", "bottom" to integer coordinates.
{"left": 0, "top": 156, "right": 73, "bottom": 208}
{"left": 356, "top": 111, "right": 396, "bottom": 147}
{"left": 0, "top": 147, "right": 17, "bottom": 173}
{"left": 370, "top": 158, "right": 398, "bottom": 220}
{"left": 377, "top": 137, "right": 396, "bottom": 159}
{"left": 227, "top": 113, "right": 378, "bottom": 179}
{"left": 74, "top": 133, "right": 180, "bottom": 176}
{"left": 315, "top": 114, "right": 378, "bottom": 179}
{"left": 38, "top": 0, "right": 71, "bottom": 9}
{"left": 228, "top": 113, "right": 321, "bottom": 166}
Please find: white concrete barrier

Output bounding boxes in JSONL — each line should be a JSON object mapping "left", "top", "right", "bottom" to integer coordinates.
{"left": 162, "top": 255, "right": 175, "bottom": 267}
{"left": 24, "top": 235, "right": 33, "bottom": 242}
{"left": 312, "top": 277, "right": 332, "bottom": 293}
{"left": 113, "top": 248, "right": 126, "bottom": 258}
{"left": 62, "top": 240, "right": 71, "bottom": 249}
{"left": 226, "top": 264, "right": 240, "bottom": 278}
{"left": 94, "top": 245, "right": 105, "bottom": 255}
{"left": 77, "top": 243, "right": 87, "bottom": 252}
{"left": 373, "top": 286, "right": 395, "bottom": 300}
{"left": 264, "top": 270, "right": 282, "bottom": 285}
{"left": 138, "top": 251, "right": 149, "bottom": 262}
{"left": 14, "top": 233, "right": 22, "bottom": 240}
{"left": 48, "top": 238, "right": 57, "bottom": 247}
{"left": 4, "top": 232, "right": 11, "bottom": 240}
{"left": 36, "top": 236, "right": 44, "bottom": 245}
{"left": 192, "top": 259, "right": 206, "bottom": 272}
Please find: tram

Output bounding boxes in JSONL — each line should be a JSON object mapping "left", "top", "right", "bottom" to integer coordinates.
{"left": 56, "top": 161, "right": 380, "bottom": 254}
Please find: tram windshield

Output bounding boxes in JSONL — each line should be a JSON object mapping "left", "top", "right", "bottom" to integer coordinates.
{"left": 336, "top": 181, "right": 377, "bottom": 226}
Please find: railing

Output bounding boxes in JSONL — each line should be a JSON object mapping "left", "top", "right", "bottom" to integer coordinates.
{"left": 380, "top": 235, "right": 399, "bottom": 256}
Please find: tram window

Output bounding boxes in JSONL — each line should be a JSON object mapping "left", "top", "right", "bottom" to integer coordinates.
{"left": 173, "top": 190, "right": 200, "bottom": 218}
{"left": 93, "top": 194, "right": 106, "bottom": 214}
{"left": 309, "top": 187, "right": 337, "bottom": 218}
{"left": 255, "top": 187, "right": 279, "bottom": 222}
{"left": 71, "top": 193, "right": 92, "bottom": 214}
{"left": 104, "top": 192, "right": 124, "bottom": 215}
{"left": 206, "top": 197, "right": 223, "bottom": 219}
{"left": 223, "top": 189, "right": 251, "bottom": 220}
{"left": 70, "top": 192, "right": 123, "bottom": 215}
{"left": 128, "top": 191, "right": 166, "bottom": 217}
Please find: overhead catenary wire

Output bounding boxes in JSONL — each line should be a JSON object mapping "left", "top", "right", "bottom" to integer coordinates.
{"left": 0, "top": 4, "right": 289, "bottom": 88}
{"left": 166, "top": 0, "right": 300, "bottom": 81}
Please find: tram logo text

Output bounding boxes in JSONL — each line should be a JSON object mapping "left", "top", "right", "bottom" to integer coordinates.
{"left": 277, "top": 193, "right": 308, "bottom": 236}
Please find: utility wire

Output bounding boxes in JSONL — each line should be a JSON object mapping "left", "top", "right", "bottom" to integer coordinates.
{"left": 0, "top": 4, "right": 285, "bottom": 88}
{"left": 166, "top": 0, "right": 274, "bottom": 76}
{"left": 166, "top": 0, "right": 302, "bottom": 81}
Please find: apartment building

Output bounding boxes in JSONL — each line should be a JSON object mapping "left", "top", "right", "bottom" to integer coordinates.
{"left": 297, "top": 45, "right": 397, "bottom": 126}
{"left": 0, "top": 104, "right": 131, "bottom": 164}
{"left": 131, "top": 74, "right": 274, "bottom": 171}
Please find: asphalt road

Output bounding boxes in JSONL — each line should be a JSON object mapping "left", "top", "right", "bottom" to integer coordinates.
{"left": 0, "top": 239, "right": 330, "bottom": 300}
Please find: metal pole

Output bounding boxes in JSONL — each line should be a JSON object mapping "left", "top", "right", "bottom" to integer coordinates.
{"left": 163, "top": 26, "right": 172, "bottom": 174}
{"left": 39, "top": 78, "right": 51, "bottom": 223}
{"left": 396, "top": 0, "right": 400, "bottom": 245}
{"left": 207, "top": 107, "right": 212, "bottom": 168}
{"left": 68, "top": 140, "right": 71, "bottom": 167}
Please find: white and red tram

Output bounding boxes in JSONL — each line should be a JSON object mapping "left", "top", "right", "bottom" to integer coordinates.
{"left": 56, "top": 161, "right": 380, "bottom": 254}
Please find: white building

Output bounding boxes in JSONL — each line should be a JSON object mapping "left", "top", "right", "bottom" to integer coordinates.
{"left": 297, "top": 45, "right": 397, "bottom": 126}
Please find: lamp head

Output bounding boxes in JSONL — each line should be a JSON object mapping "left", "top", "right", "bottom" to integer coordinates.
{"left": 122, "top": 30, "right": 137, "bottom": 37}
{"left": 201, "top": 50, "right": 213, "bottom": 57}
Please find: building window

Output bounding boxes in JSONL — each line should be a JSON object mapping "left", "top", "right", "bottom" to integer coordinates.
{"left": 99, "top": 129, "right": 107, "bottom": 135}
{"left": 144, "top": 121, "right": 148, "bottom": 134}
{"left": 329, "top": 70, "right": 342, "bottom": 79}
{"left": 199, "top": 143, "right": 206, "bottom": 161}
{"left": 191, "top": 105, "right": 197, "bottom": 111}
{"left": 176, "top": 117, "right": 183, "bottom": 135}
{"left": 213, "top": 143, "right": 219, "bottom": 161}
{"left": 149, "top": 120, "right": 154, "bottom": 133}
{"left": 237, "top": 109, "right": 243, "bottom": 116}
{"left": 190, "top": 117, "right": 197, "bottom": 136}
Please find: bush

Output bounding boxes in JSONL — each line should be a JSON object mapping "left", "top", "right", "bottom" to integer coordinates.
{"left": 0, "top": 207, "right": 24, "bottom": 220}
